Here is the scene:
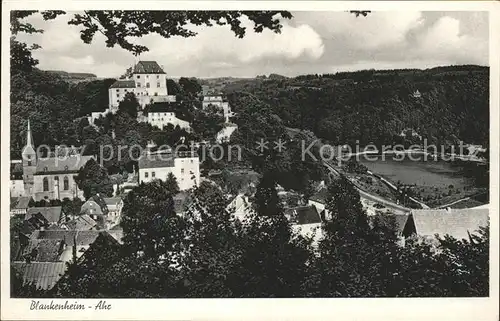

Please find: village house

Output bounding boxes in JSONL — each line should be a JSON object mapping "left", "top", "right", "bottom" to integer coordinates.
{"left": 11, "top": 261, "right": 67, "bottom": 291}
{"left": 10, "top": 196, "right": 32, "bottom": 216}
{"left": 286, "top": 205, "right": 324, "bottom": 250}
{"left": 139, "top": 102, "right": 191, "bottom": 131}
{"left": 226, "top": 193, "right": 253, "bottom": 220}
{"left": 138, "top": 149, "right": 200, "bottom": 191}
{"left": 402, "top": 208, "right": 489, "bottom": 245}
{"left": 25, "top": 206, "right": 65, "bottom": 227}
{"left": 307, "top": 188, "right": 332, "bottom": 221}
{"left": 202, "top": 94, "right": 234, "bottom": 123}
{"left": 65, "top": 214, "right": 98, "bottom": 231}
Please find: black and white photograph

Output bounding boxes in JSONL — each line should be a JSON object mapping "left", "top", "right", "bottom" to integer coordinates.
{"left": 1, "top": 2, "right": 499, "bottom": 320}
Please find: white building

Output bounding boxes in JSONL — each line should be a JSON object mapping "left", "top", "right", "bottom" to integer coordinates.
{"left": 202, "top": 94, "right": 234, "bottom": 123}
{"left": 108, "top": 61, "right": 176, "bottom": 112}
{"left": 11, "top": 179, "right": 25, "bottom": 198}
{"left": 140, "top": 103, "right": 191, "bottom": 131}
{"left": 138, "top": 150, "right": 200, "bottom": 191}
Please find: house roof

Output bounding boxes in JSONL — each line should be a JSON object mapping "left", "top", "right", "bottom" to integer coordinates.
{"left": 144, "top": 102, "right": 179, "bottom": 113}
{"left": 103, "top": 197, "right": 122, "bottom": 207}
{"left": 285, "top": 206, "right": 321, "bottom": 225}
{"left": 11, "top": 262, "right": 67, "bottom": 290}
{"left": 36, "top": 230, "right": 105, "bottom": 247}
{"left": 138, "top": 153, "right": 175, "bottom": 169}
{"left": 34, "top": 155, "right": 94, "bottom": 174}
{"left": 309, "top": 188, "right": 329, "bottom": 204}
{"left": 13, "top": 196, "right": 31, "bottom": 209}
{"left": 26, "top": 207, "right": 62, "bottom": 224}
{"left": 66, "top": 214, "right": 97, "bottom": 231}
{"left": 80, "top": 200, "right": 105, "bottom": 216}
{"left": 109, "top": 80, "right": 136, "bottom": 88}
{"left": 173, "top": 192, "right": 193, "bottom": 213}
{"left": 408, "top": 208, "right": 489, "bottom": 240}
{"left": 21, "top": 238, "right": 64, "bottom": 262}
{"left": 133, "top": 61, "right": 166, "bottom": 74}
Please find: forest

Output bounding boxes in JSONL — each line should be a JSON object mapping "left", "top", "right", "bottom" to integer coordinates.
{"left": 225, "top": 65, "right": 489, "bottom": 149}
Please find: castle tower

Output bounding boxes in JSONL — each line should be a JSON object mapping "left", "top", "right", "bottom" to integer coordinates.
{"left": 22, "top": 119, "right": 37, "bottom": 196}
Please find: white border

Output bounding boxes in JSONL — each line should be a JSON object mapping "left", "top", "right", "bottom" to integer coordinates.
{"left": 2, "top": 2, "right": 499, "bottom": 321}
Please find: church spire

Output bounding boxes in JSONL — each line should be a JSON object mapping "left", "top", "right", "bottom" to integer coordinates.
{"left": 26, "top": 119, "right": 34, "bottom": 148}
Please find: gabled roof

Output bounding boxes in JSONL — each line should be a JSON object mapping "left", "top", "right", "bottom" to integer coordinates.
{"left": 109, "top": 80, "right": 136, "bottom": 88}
{"left": 103, "top": 197, "right": 123, "bottom": 207}
{"left": 21, "top": 238, "right": 64, "bottom": 262}
{"left": 13, "top": 196, "right": 32, "bottom": 209}
{"left": 35, "top": 155, "right": 94, "bottom": 174}
{"left": 66, "top": 214, "right": 97, "bottom": 231}
{"left": 138, "top": 153, "right": 175, "bottom": 169}
{"left": 26, "top": 207, "right": 63, "bottom": 224}
{"left": 133, "top": 61, "right": 166, "bottom": 74}
{"left": 11, "top": 262, "right": 66, "bottom": 290}
{"left": 36, "top": 230, "right": 105, "bottom": 247}
{"left": 285, "top": 206, "right": 321, "bottom": 225}
{"left": 80, "top": 200, "right": 105, "bottom": 216}
{"left": 407, "top": 208, "right": 489, "bottom": 240}
{"left": 309, "top": 188, "right": 329, "bottom": 204}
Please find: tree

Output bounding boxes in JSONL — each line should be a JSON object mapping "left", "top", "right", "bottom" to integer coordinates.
{"left": 120, "top": 180, "right": 185, "bottom": 259}
{"left": 165, "top": 173, "right": 180, "bottom": 195}
{"left": 178, "top": 77, "right": 202, "bottom": 99}
{"left": 252, "top": 172, "right": 283, "bottom": 217}
{"left": 74, "top": 158, "right": 114, "bottom": 199}
{"left": 118, "top": 92, "right": 140, "bottom": 119}
{"left": 191, "top": 104, "right": 225, "bottom": 141}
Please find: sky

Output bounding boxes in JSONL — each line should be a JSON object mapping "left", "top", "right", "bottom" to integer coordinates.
{"left": 16, "top": 11, "right": 489, "bottom": 79}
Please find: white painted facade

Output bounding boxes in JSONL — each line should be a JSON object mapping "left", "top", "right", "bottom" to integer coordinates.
{"left": 139, "top": 154, "right": 200, "bottom": 191}
{"left": 144, "top": 111, "right": 191, "bottom": 131}
{"left": 202, "top": 95, "right": 234, "bottom": 123}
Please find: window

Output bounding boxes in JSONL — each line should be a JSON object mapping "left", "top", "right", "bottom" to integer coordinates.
{"left": 43, "top": 177, "right": 49, "bottom": 191}
{"left": 157, "top": 75, "right": 160, "bottom": 79}
{"left": 54, "top": 176, "right": 59, "bottom": 181}
{"left": 28, "top": 160, "right": 32, "bottom": 166}
{"left": 146, "top": 75, "right": 149, "bottom": 78}
{"left": 44, "top": 166, "right": 48, "bottom": 172}
{"left": 64, "top": 165, "right": 69, "bottom": 171}
{"left": 63, "top": 176, "right": 69, "bottom": 190}
{"left": 125, "top": 89, "right": 128, "bottom": 92}
{"left": 145, "top": 172, "right": 149, "bottom": 178}
{"left": 117, "top": 94, "right": 120, "bottom": 98}
{"left": 116, "top": 89, "right": 120, "bottom": 92}
{"left": 181, "top": 169, "right": 185, "bottom": 174}
{"left": 156, "top": 82, "right": 160, "bottom": 88}
{"left": 136, "top": 75, "right": 140, "bottom": 79}
{"left": 190, "top": 160, "right": 193, "bottom": 164}
{"left": 152, "top": 172, "right": 155, "bottom": 178}
{"left": 146, "top": 83, "right": 150, "bottom": 88}
{"left": 137, "top": 83, "right": 141, "bottom": 87}
{"left": 154, "top": 92, "right": 158, "bottom": 96}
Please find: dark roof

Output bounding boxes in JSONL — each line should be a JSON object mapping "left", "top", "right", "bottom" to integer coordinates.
{"left": 36, "top": 230, "right": 108, "bottom": 246}
{"left": 309, "top": 188, "right": 329, "bottom": 204}
{"left": 80, "top": 200, "right": 106, "bottom": 216}
{"left": 139, "top": 153, "right": 175, "bottom": 169}
{"left": 133, "top": 61, "right": 165, "bottom": 74}
{"left": 21, "top": 239, "right": 64, "bottom": 262}
{"left": 26, "top": 207, "right": 63, "bottom": 224}
{"left": 110, "top": 80, "right": 136, "bottom": 88}
{"left": 11, "top": 262, "right": 66, "bottom": 290}
{"left": 173, "top": 192, "right": 193, "bottom": 213}
{"left": 35, "top": 155, "right": 94, "bottom": 174}
{"left": 407, "top": 208, "right": 489, "bottom": 240}
{"left": 103, "top": 197, "right": 123, "bottom": 207}
{"left": 285, "top": 206, "right": 321, "bottom": 225}
{"left": 13, "top": 196, "right": 32, "bottom": 209}
{"left": 66, "top": 214, "right": 97, "bottom": 230}
{"left": 144, "top": 102, "right": 179, "bottom": 113}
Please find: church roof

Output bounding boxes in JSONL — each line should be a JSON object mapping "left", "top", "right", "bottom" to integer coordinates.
{"left": 109, "top": 80, "right": 136, "bottom": 88}
{"left": 133, "top": 61, "right": 166, "bottom": 74}
{"left": 35, "top": 155, "right": 94, "bottom": 174}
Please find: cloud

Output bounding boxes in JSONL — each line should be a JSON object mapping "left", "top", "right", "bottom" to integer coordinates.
{"left": 415, "top": 16, "right": 488, "bottom": 64}
{"left": 137, "top": 17, "right": 324, "bottom": 67}
{"left": 14, "top": 11, "right": 489, "bottom": 78}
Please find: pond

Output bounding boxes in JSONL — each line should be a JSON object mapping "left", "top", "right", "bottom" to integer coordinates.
{"left": 357, "top": 154, "right": 477, "bottom": 189}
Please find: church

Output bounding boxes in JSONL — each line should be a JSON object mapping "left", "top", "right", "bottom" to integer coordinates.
{"left": 21, "top": 120, "right": 94, "bottom": 201}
